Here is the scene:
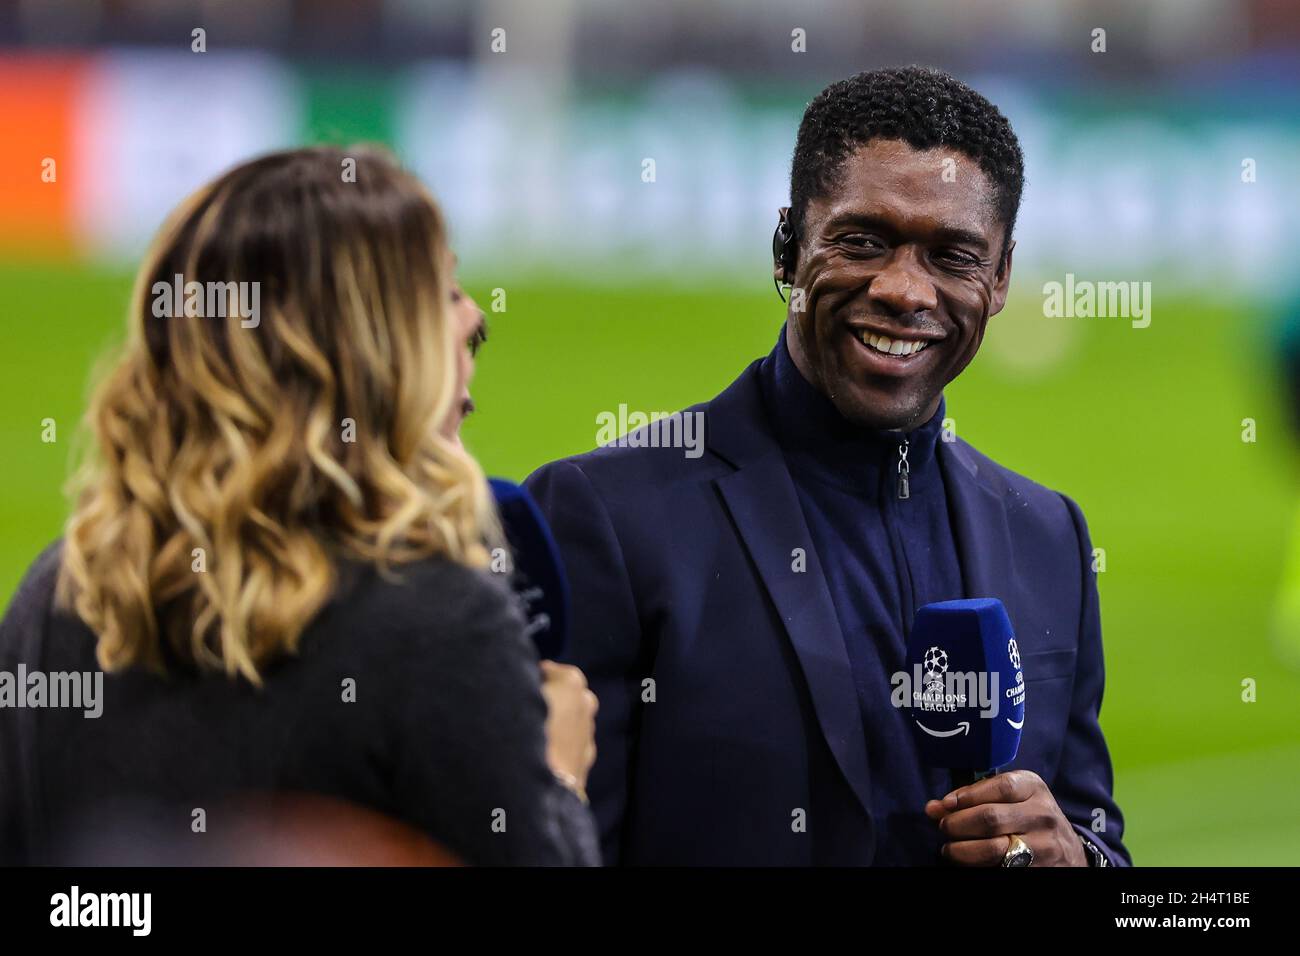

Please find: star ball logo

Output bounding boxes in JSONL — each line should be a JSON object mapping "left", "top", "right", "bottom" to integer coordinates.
{"left": 912, "top": 645, "right": 971, "bottom": 713}
{"left": 922, "top": 646, "right": 949, "bottom": 692}
{"left": 1007, "top": 638, "right": 1021, "bottom": 670}
{"left": 891, "top": 645, "right": 1002, "bottom": 718}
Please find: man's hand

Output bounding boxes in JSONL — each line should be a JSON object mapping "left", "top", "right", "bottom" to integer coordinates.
{"left": 924, "top": 769, "right": 1087, "bottom": 866}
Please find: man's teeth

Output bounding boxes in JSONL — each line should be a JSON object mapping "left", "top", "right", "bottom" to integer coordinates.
{"left": 859, "top": 331, "right": 930, "bottom": 356}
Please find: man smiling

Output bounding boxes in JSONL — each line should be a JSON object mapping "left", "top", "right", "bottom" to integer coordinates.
{"left": 526, "top": 66, "right": 1130, "bottom": 867}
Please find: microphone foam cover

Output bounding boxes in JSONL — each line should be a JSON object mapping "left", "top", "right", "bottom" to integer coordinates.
{"left": 489, "top": 478, "right": 570, "bottom": 660}
{"left": 903, "top": 598, "right": 1024, "bottom": 773}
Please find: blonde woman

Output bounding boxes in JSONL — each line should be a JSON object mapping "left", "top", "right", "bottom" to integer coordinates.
{"left": 0, "top": 146, "right": 598, "bottom": 866}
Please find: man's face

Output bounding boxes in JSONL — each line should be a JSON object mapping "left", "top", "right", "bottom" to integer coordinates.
{"left": 781, "top": 139, "right": 1014, "bottom": 431}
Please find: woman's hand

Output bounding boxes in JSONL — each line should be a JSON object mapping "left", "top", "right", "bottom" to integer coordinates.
{"left": 539, "top": 661, "right": 598, "bottom": 795}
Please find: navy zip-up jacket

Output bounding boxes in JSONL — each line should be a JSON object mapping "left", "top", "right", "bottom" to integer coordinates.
{"left": 760, "top": 329, "right": 964, "bottom": 864}
{"left": 526, "top": 334, "right": 1130, "bottom": 867}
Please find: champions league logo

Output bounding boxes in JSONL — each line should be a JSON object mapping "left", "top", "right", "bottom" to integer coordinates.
{"left": 898, "top": 599, "right": 1025, "bottom": 749}
{"left": 890, "top": 644, "right": 1000, "bottom": 718}
{"left": 1006, "top": 637, "right": 1026, "bottom": 710}
{"left": 911, "top": 645, "right": 975, "bottom": 713}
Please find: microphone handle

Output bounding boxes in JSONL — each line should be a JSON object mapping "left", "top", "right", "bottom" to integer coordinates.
{"left": 951, "top": 767, "right": 998, "bottom": 789}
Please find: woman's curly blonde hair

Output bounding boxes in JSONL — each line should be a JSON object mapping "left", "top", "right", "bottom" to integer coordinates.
{"left": 56, "top": 145, "right": 498, "bottom": 683}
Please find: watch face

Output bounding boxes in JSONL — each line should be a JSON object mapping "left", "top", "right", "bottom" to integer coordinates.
{"left": 1001, "top": 835, "right": 1035, "bottom": 867}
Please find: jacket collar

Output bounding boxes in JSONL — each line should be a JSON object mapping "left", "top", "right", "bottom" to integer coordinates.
{"left": 759, "top": 327, "right": 948, "bottom": 494}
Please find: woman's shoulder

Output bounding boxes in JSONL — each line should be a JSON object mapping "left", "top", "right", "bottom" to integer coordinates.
{"left": 0, "top": 540, "right": 71, "bottom": 678}
{"left": 338, "top": 554, "right": 518, "bottom": 622}
{"left": 1, "top": 542, "right": 530, "bottom": 674}
{"left": 0, "top": 540, "right": 65, "bottom": 652}
{"left": 10, "top": 539, "right": 64, "bottom": 598}
{"left": 321, "top": 554, "right": 529, "bottom": 661}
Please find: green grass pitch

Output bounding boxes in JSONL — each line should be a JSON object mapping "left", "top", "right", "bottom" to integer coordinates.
{"left": 3, "top": 260, "right": 1297, "bottom": 864}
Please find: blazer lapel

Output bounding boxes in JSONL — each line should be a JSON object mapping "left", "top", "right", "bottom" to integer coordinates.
{"left": 708, "top": 364, "right": 875, "bottom": 823}
{"left": 703, "top": 360, "right": 1022, "bottom": 828}
{"left": 938, "top": 439, "right": 1016, "bottom": 610}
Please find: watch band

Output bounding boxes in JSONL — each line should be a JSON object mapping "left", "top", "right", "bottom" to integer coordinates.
{"left": 1078, "top": 832, "right": 1110, "bottom": 867}
{"left": 1001, "top": 833, "right": 1034, "bottom": 867}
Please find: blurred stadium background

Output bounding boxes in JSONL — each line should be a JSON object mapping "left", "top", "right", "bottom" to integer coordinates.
{"left": 2, "top": 0, "right": 1298, "bottom": 864}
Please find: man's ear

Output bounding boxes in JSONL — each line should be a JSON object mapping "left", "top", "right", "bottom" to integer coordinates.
{"left": 773, "top": 206, "right": 793, "bottom": 284}
{"left": 988, "top": 239, "right": 1015, "bottom": 316}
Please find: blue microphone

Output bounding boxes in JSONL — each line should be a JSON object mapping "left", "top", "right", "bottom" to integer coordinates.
{"left": 488, "top": 478, "right": 570, "bottom": 660}
{"left": 902, "top": 598, "right": 1024, "bottom": 786}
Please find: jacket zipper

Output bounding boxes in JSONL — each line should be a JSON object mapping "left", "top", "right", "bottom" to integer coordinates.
{"left": 896, "top": 438, "right": 910, "bottom": 500}
{"left": 883, "top": 434, "right": 917, "bottom": 632}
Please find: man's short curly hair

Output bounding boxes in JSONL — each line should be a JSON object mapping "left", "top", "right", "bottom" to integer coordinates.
{"left": 789, "top": 66, "right": 1025, "bottom": 255}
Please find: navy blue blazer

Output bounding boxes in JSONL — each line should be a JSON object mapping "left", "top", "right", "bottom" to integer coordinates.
{"left": 526, "top": 359, "right": 1130, "bottom": 866}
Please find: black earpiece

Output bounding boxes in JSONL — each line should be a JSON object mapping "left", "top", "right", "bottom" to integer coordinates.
{"left": 771, "top": 209, "right": 796, "bottom": 302}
